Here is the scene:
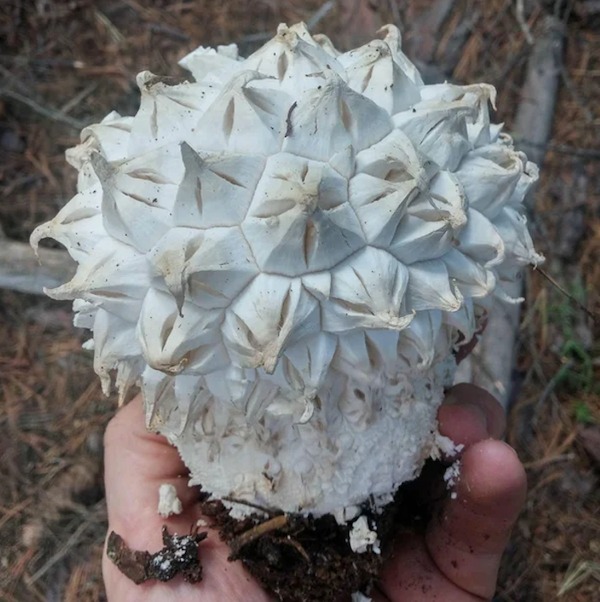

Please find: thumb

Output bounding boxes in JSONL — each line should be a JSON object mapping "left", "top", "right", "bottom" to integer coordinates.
{"left": 424, "top": 439, "right": 527, "bottom": 599}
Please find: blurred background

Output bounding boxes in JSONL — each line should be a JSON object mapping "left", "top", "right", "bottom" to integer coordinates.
{"left": 0, "top": 1, "right": 598, "bottom": 600}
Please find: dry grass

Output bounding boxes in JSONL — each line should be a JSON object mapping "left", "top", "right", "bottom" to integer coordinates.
{"left": 0, "top": 1, "right": 598, "bottom": 600}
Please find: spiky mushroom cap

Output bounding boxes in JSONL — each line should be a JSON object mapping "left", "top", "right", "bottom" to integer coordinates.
{"left": 31, "top": 23, "right": 542, "bottom": 517}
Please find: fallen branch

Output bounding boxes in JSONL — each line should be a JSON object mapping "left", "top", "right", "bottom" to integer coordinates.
{"left": 0, "top": 239, "right": 74, "bottom": 295}
{"left": 457, "top": 14, "right": 564, "bottom": 410}
{"left": 0, "top": 88, "right": 87, "bottom": 130}
{"left": 512, "top": 14, "right": 565, "bottom": 171}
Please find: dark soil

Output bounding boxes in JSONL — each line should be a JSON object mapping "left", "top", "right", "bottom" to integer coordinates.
{"left": 197, "top": 461, "right": 446, "bottom": 602}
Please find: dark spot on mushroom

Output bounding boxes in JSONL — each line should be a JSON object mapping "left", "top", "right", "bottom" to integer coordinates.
{"left": 353, "top": 388, "right": 366, "bottom": 401}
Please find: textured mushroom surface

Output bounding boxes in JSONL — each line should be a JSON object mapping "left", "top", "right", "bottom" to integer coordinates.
{"left": 31, "top": 23, "right": 541, "bottom": 517}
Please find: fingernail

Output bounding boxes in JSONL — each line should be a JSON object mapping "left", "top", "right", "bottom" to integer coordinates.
{"left": 445, "top": 394, "right": 489, "bottom": 432}
{"left": 462, "top": 401, "right": 489, "bottom": 434}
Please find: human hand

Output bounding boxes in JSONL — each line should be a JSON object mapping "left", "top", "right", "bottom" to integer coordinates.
{"left": 102, "top": 394, "right": 271, "bottom": 602}
{"left": 374, "top": 383, "right": 526, "bottom": 601}
{"left": 103, "top": 384, "right": 525, "bottom": 601}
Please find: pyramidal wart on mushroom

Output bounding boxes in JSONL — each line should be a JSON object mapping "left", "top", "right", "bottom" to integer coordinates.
{"left": 31, "top": 22, "right": 542, "bottom": 600}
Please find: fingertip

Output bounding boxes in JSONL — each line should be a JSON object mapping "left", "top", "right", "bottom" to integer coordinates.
{"left": 424, "top": 439, "right": 527, "bottom": 599}
{"left": 457, "top": 439, "right": 527, "bottom": 517}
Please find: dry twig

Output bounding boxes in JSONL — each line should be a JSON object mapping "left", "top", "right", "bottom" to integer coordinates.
{"left": 0, "top": 89, "right": 87, "bottom": 130}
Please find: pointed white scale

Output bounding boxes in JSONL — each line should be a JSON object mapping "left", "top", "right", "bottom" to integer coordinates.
{"left": 222, "top": 274, "right": 321, "bottom": 372}
{"left": 141, "top": 366, "right": 178, "bottom": 431}
{"left": 92, "top": 147, "right": 184, "bottom": 253}
{"left": 406, "top": 170, "right": 467, "bottom": 231}
{"left": 507, "top": 154, "right": 539, "bottom": 207}
{"left": 332, "top": 329, "right": 399, "bottom": 383}
{"left": 76, "top": 111, "right": 133, "bottom": 163}
{"left": 174, "top": 143, "right": 265, "bottom": 229}
{"left": 30, "top": 185, "right": 103, "bottom": 264}
{"left": 396, "top": 310, "right": 443, "bottom": 369}
{"left": 443, "top": 248, "right": 496, "bottom": 298}
{"left": 454, "top": 143, "right": 524, "bottom": 219}
{"left": 492, "top": 206, "right": 543, "bottom": 267}
{"left": 283, "top": 76, "right": 392, "bottom": 163}
{"left": 388, "top": 213, "right": 454, "bottom": 264}
{"left": 407, "top": 259, "right": 463, "bottom": 312}
{"left": 242, "top": 152, "right": 364, "bottom": 276}
{"left": 275, "top": 332, "right": 338, "bottom": 393}
{"left": 66, "top": 112, "right": 132, "bottom": 194}
{"left": 419, "top": 82, "right": 497, "bottom": 148}
{"left": 456, "top": 208, "right": 505, "bottom": 267}
{"left": 190, "top": 71, "right": 290, "bottom": 155}
{"left": 46, "top": 238, "right": 150, "bottom": 323}
{"left": 179, "top": 45, "right": 243, "bottom": 85}
{"left": 147, "top": 226, "right": 204, "bottom": 309}
{"left": 312, "top": 33, "right": 341, "bottom": 58}
{"left": 147, "top": 227, "right": 258, "bottom": 312}
{"left": 323, "top": 247, "right": 413, "bottom": 333}
{"left": 378, "top": 25, "right": 424, "bottom": 87}
{"left": 393, "top": 98, "right": 476, "bottom": 171}
{"left": 91, "top": 308, "right": 143, "bottom": 395}
{"left": 114, "top": 356, "right": 146, "bottom": 405}
{"left": 128, "top": 72, "right": 217, "bottom": 155}
{"left": 243, "top": 23, "right": 346, "bottom": 93}
{"left": 156, "top": 373, "right": 208, "bottom": 438}
{"left": 348, "top": 172, "right": 417, "bottom": 245}
{"left": 137, "top": 288, "right": 228, "bottom": 376}
{"left": 443, "top": 297, "right": 477, "bottom": 343}
{"left": 72, "top": 298, "right": 97, "bottom": 330}
{"left": 183, "top": 227, "right": 258, "bottom": 309}
{"left": 338, "top": 38, "right": 421, "bottom": 114}
{"left": 354, "top": 128, "right": 436, "bottom": 191}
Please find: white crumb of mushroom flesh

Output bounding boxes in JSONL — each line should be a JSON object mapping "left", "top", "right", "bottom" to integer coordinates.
{"left": 157, "top": 483, "right": 183, "bottom": 518}
{"left": 349, "top": 515, "right": 381, "bottom": 554}
{"left": 31, "top": 23, "right": 542, "bottom": 529}
{"left": 444, "top": 458, "right": 462, "bottom": 500}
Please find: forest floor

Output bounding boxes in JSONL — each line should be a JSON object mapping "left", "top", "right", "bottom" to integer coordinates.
{"left": 0, "top": 1, "right": 598, "bottom": 600}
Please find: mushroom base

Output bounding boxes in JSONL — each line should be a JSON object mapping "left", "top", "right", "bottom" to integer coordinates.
{"left": 147, "top": 352, "right": 457, "bottom": 518}
{"left": 199, "top": 458, "right": 448, "bottom": 602}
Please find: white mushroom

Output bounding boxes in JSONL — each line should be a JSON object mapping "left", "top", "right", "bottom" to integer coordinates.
{"left": 31, "top": 23, "right": 542, "bottom": 519}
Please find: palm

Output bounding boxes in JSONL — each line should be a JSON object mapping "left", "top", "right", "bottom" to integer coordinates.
{"left": 103, "top": 385, "right": 525, "bottom": 602}
{"left": 102, "top": 406, "right": 271, "bottom": 602}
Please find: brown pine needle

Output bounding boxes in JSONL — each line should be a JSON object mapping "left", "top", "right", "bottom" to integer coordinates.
{"left": 533, "top": 265, "right": 597, "bottom": 322}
